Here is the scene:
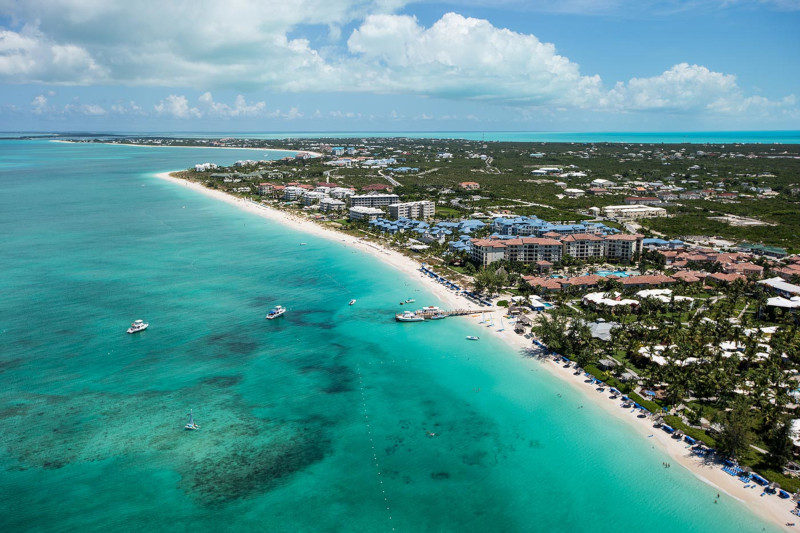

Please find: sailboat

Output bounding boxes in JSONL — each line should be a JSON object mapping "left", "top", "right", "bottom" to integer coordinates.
{"left": 497, "top": 317, "right": 505, "bottom": 332}
{"left": 185, "top": 409, "right": 200, "bottom": 430}
{"left": 486, "top": 314, "right": 494, "bottom": 327}
{"left": 478, "top": 313, "right": 486, "bottom": 324}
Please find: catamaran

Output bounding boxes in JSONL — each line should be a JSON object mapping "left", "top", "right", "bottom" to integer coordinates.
{"left": 497, "top": 317, "right": 505, "bottom": 332}
{"left": 185, "top": 409, "right": 199, "bottom": 430}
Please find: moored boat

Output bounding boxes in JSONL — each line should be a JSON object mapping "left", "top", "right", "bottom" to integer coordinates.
{"left": 396, "top": 311, "right": 424, "bottom": 322}
{"left": 429, "top": 314, "right": 447, "bottom": 320}
{"left": 185, "top": 409, "right": 200, "bottom": 430}
{"left": 127, "top": 319, "right": 148, "bottom": 334}
{"left": 266, "top": 305, "right": 286, "bottom": 320}
{"left": 466, "top": 336, "right": 480, "bottom": 341}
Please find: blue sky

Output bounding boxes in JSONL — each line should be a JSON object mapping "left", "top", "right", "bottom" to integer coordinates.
{"left": 0, "top": 0, "right": 798, "bottom": 132}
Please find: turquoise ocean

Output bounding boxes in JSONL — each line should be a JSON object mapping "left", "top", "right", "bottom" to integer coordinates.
{"left": 0, "top": 139, "right": 781, "bottom": 532}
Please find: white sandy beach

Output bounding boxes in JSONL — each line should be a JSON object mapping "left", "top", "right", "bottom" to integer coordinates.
{"left": 55, "top": 140, "right": 322, "bottom": 157}
{"left": 154, "top": 170, "right": 797, "bottom": 531}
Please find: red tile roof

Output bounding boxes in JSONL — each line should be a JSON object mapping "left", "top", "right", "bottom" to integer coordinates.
{"left": 561, "top": 233, "right": 603, "bottom": 242}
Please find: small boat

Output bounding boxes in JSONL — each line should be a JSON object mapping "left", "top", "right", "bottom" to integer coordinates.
{"left": 466, "top": 336, "right": 480, "bottom": 341}
{"left": 266, "top": 305, "right": 286, "bottom": 320}
{"left": 429, "top": 314, "right": 447, "bottom": 320}
{"left": 127, "top": 319, "right": 148, "bottom": 334}
{"left": 300, "top": 243, "right": 307, "bottom": 246}
{"left": 349, "top": 299, "right": 356, "bottom": 306}
{"left": 185, "top": 409, "right": 200, "bottom": 430}
{"left": 497, "top": 318, "right": 505, "bottom": 332}
{"left": 404, "top": 298, "right": 415, "bottom": 304}
{"left": 396, "top": 311, "right": 424, "bottom": 322}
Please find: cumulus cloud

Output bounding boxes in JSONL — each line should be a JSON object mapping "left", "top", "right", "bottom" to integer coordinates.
{"left": 346, "top": 13, "right": 601, "bottom": 105}
{"left": 606, "top": 63, "right": 797, "bottom": 115}
{"left": 198, "top": 92, "right": 266, "bottom": 118}
{"left": 154, "top": 95, "right": 201, "bottom": 119}
{"left": 30, "top": 94, "right": 49, "bottom": 114}
{"left": 1, "top": 2, "right": 794, "bottom": 121}
{"left": 0, "top": 26, "right": 107, "bottom": 84}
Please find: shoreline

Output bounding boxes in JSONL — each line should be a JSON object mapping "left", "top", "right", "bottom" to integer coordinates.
{"left": 153, "top": 170, "right": 796, "bottom": 532}
{"left": 54, "top": 140, "right": 322, "bottom": 157}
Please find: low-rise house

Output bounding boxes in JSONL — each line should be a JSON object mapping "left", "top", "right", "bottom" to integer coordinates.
{"left": 759, "top": 277, "right": 800, "bottom": 297}
{"left": 459, "top": 181, "right": 480, "bottom": 190}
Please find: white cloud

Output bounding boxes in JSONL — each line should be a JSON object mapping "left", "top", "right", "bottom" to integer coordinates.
{"left": 606, "top": 63, "right": 797, "bottom": 115}
{"left": 154, "top": 95, "right": 201, "bottom": 118}
{"left": 198, "top": 92, "right": 266, "bottom": 118}
{"left": 1, "top": 2, "right": 794, "bottom": 122}
{"left": 0, "top": 26, "right": 107, "bottom": 84}
{"left": 30, "top": 94, "right": 48, "bottom": 114}
{"left": 64, "top": 103, "right": 106, "bottom": 115}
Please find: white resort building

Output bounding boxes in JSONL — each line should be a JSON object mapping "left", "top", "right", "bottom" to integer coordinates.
{"left": 388, "top": 201, "right": 435, "bottom": 220}
{"left": 349, "top": 206, "right": 384, "bottom": 221}
{"left": 602, "top": 205, "right": 667, "bottom": 219}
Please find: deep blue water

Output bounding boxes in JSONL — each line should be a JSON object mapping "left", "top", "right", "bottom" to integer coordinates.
{"left": 0, "top": 139, "right": 781, "bottom": 532}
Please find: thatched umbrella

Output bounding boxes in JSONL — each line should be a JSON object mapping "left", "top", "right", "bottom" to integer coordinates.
{"left": 742, "top": 466, "right": 753, "bottom": 475}
{"left": 769, "top": 482, "right": 781, "bottom": 490}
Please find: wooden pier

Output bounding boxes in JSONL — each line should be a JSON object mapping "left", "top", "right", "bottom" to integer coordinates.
{"left": 414, "top": 308, "right": 493, "bottom": 319}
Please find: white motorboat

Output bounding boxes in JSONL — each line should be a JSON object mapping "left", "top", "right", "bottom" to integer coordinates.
{"left": 127, "top": 319, "right": 148, "bottom": 334}
{"left": 349, "top": 299, "right": 356, "bottom": 306}
{"left": 466, "top": 336, "right": 480, "bottom": 341}
{"left": 185, "top": 409, "right": 200, "bottom": 430}
{"left": 396, "top": 311, "right": 424, "bottom": 322}
{"left": 266, "top": 305, "right": 286, "bottom": 320}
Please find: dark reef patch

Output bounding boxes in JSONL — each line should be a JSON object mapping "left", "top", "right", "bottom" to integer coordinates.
{"left": 201, "top": 375, "right": 243, "bottom": 388}
{"left": 226, "top": 341, "right": 258, "bottom": 355}
{"left": 184, "top": 431, "right": 331, "bottom": 505}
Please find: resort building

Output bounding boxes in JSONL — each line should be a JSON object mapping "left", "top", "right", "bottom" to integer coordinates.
{"left": 319, "top": 198, "right": 346, "bottom": 213}
{"left": 257, "top": 183, "right": 274, "bottom": 195}
{"left": 603, "top": 234, "right": 644, "bottom": 261}
{"left": 302, "top": 191, "right": 328, "bottom": 206}
{"left": 624, "top": 197, "right": 661, "bottom": 205}
{"left": 283, "top": 186, "right": 307, "bottom": 201}
{"left": 350, "top": 194, "right": 401, "bottom": 208}
{"left": 388, "top": 201, "right": 435, "bottom": 220}
{"left": 459, "top": 182, "right": 480, "bottom": 190}
{"left": 348, "top": 206, "right": 384, "bottom": 222}
{"left": 469, "top": 239, "right": 510, "bottom": 267}
{"left": 470, "top": 237, "right": 562, "bottom": 267}
{"left": 602, "top": 205, "right": 667, "bottom": 219}
{"left": 561, "top": 234, "right": 605, "bottom": 260}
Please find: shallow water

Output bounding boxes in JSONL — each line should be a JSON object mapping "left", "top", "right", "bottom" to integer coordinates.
{"left": 0, "top": 140, "right": 779, "bottom": 532}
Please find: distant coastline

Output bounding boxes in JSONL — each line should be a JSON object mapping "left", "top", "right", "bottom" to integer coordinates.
{"left": 11, "top": 130, "right": 800, "bottom": 145}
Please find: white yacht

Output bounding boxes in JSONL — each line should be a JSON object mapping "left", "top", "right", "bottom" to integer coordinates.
{"left": 127, "top": 319, "right": 148, "bottom": 334}
{"left": 266, "top": 305, "right": 286, "bottom": 320}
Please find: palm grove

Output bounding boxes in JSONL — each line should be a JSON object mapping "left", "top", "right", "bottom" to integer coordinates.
{"left": 531, "top": 278, "right": 800, "bottom": 489}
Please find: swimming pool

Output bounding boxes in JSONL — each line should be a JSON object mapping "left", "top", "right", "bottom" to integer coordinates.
{"left": 596, "top": 270, "right": 639, "bottom": 278}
